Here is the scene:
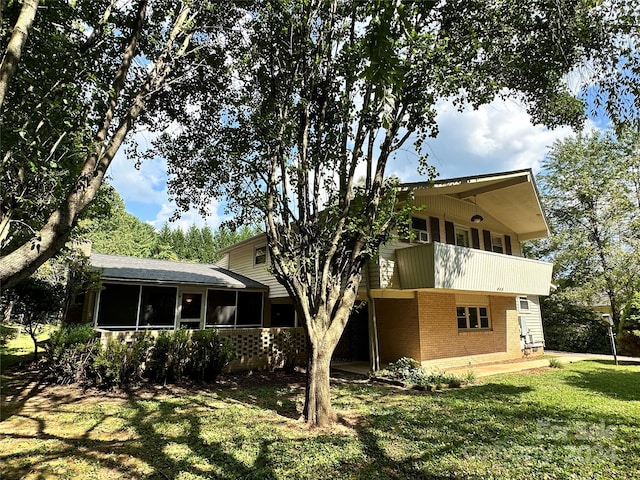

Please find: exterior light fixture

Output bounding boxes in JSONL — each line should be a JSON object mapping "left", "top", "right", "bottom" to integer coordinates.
{"left": 471, "top": 195, "right": 483, "bottom": 223}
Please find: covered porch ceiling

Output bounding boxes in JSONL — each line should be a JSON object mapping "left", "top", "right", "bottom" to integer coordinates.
{"left": 401, "top": 169, "right": 549, "bottom": 241}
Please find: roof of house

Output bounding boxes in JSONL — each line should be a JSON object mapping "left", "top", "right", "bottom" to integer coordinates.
{"left": 90, "top": 253, "right": 268, "bottom": 290}
{"left": 401, "top": 168, "right": 549, "bottom": 240}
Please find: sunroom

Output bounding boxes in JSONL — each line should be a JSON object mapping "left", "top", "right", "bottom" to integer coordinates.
{"left": 89, "top": 253, "right": 269, "bottom": 330}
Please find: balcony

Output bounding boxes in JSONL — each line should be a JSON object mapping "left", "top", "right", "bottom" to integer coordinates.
{"left": 394, "top": 242, "right": 553, "bottom": 295}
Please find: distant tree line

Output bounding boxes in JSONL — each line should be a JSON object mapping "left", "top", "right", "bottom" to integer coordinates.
{"left": 79, "top": 184, "right": 260, "bottom": 263}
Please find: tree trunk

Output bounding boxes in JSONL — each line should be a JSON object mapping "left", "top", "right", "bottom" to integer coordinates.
{"left": 29, "top": 330, "right": 38, "bottom": 361}
{"left": 0, "top": 0, "right": 39, "bottom": 108}
{"left": 305, "top": 339, "right": 336, "bottom": 427}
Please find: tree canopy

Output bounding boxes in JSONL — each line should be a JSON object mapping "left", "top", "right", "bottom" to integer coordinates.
{"left": 537, "top": 129, "right": 640, "bottom": 331}
{"left": 0, "top": 0, "right": 238, "bottom": 289}
{"left": 154, "top": 0, "right": 637, "bottom": 426}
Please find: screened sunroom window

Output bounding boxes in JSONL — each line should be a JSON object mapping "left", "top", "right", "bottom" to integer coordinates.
{"left": 97, "top": 284, "right": 139, "bottom": 328}
{"left": 206, "top": 289, "right": 263, "bottom": 327}
{"left": 96, "top": 284, "right": 177, "bottom": 329}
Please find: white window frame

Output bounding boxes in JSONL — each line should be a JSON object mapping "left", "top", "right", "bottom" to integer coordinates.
{"left": 517, "top": 296, "right": 530, "bottom": 312}
{"left": 456, "top": 305, "right": 491, "bottom": 330}
{"left": 454, "top": 226, "right": 471, "bottom": 248}
{"left": 491, "top": 233, "right": 505, "bottom": 254}
{"left": 95, "top": 282, "right": 178, "bottom": 331}
{"left": 254, "top": 245, "right": 267, "bottom": 266}
{"left": 205, "top": 288, "right": 264, "bottom": 328}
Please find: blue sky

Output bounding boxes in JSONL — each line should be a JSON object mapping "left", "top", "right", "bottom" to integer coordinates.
{"left": 108, "top": 96, "right": 591, "bottom": 231}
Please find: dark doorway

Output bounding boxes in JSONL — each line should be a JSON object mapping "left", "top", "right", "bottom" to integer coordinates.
{"left": 333, "top": 302, "right": 370, "bottom": 362}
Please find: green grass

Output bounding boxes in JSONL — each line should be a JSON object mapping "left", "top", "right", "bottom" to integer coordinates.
{"left": 1, "top": 324, "right": 57, "bottom": 369}
{"left": 1, "top": 360, "right": 639, "bottom": 479}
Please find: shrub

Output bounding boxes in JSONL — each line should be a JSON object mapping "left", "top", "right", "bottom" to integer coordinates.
{"left": 272, "top": 330, "right": 302, "bottom": 372}
{"left": 91, "top": 333, "right": 153, "bottom": 389}
{"left": 540, "top": 293, "right": 610, "bottom": 354}
{"left": 146, "top": 329, "right": 191, "bottom": 384}
{"left": 619, "top": 292, "right": 640, "bottom": 356}
{"left": 375, "top": 357, "right": 472, "bottom": 389}
{"left": 42, "top": 324, "right": 99, "bottom": 384}
{"left": 382, "top": 357, "right": 424, "bottom": 384}
{"left": 188, "top": 329, "right": 235, "bottom": 382}
{"left": 548, "top": 358, "right": 563, "bottom": 369}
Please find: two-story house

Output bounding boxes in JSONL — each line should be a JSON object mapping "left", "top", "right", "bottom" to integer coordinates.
{"left": 215, "top": 168, "right": 552, "bottom": 369}
{"left": 86, "top": 168, "right": 552, "bottom": 371}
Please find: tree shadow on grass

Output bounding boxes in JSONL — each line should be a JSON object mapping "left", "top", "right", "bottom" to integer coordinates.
{"left": 562, "top": 361, "right": 640, "bottom": 401}
{"left": 1, "top": 388, "right": 282, "bottom": 479}
{"left": 349, "top": 380, "right": 635, "bottom": 479}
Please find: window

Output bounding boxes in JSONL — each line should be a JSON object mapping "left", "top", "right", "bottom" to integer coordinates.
{"left": 491, "top": 234, "right": 504, "bottom": 253}
{"left": 455, "top": 227, "right": 470, "bottom": 247}
{"left": 255, "top": 246, "right": 267, "bottom": 265}
{"left": 412, "top": 217, "right": 429, "bottom": 243}
{"left": 97, "top": 283, "right": 177, "bottom": 329}
{"left": 237, "top": 291, "right": 263, "bottom": 326}
{"left": 206, "top": 290, "right": 237, "bottom": 326}
{"left": 179, "top": 293, "right": 202, "bottom": 329}
{"left": 401, "top": 217, "right": 429, "bottom": 243}
{"left": 140, "top": 286, "right": 177, "bottom": 327}
{"left": 457, "top": 306, "right": 491, "bottom": 330}
{"left": 271, "top": 303, "right": 296, "bottom": 327}
{"left": 517, "top": 296, "right": 529, "bottom": 311}
{"left": 206, "top": 289, "right": 264, "bottom": 327}
{"left": 97, "top": 283, "right": 140, "bottom": 328}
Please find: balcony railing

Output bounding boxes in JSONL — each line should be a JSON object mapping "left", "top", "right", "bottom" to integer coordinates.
{"left": 395, "top": 242, "right": 553, "bottom": 295}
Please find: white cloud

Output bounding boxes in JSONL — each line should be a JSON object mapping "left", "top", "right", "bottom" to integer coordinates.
{"left": 388, "top": 97, "right": 583, "bottom": 181}
{"left": 110, "top": 96, "right": 597, "bottom": 227}
{"left": 147, "top": 199, "right": 223, "bottom": 231}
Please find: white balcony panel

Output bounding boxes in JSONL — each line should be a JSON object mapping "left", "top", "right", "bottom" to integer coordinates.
{"left": 395, "top": 242, "right": 553, "bottom": 295}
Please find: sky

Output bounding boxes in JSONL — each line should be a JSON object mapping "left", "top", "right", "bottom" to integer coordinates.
{"left": 107, "top": 96, "right": 591, "bottom": 232}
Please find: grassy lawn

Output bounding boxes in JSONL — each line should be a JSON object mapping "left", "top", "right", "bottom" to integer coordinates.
{"left": 1, "top": 360, "right": 639, "bottom": 479}
{"left": 0, "top": 324, "right": 57, "bottom": 370}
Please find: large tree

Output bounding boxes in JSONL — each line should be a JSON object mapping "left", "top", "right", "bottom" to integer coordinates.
{"left": 161, "top": 0, "right": 628, "bottom": 426}
{"left": 538, "top": 129, "right": 640, "bottom": 331}
{"left": 0, "top": 0, "right": 236, "bottom": 289}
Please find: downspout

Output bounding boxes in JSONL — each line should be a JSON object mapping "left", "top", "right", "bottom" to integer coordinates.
{"left": 364, "top": 258, "right": 380, "bottom": 372}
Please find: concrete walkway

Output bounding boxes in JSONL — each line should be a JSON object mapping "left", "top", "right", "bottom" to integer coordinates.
{"left": 333, "top": 351, "right": 640, "bottom": 379}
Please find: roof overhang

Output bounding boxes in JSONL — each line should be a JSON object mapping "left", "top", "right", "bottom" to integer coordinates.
{"left": 401, "top": 169, "right": 549, "bottom": 240}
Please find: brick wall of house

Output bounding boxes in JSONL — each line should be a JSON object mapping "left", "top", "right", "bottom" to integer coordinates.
{"left": 414, "top": 291, "right": 521, "bottom": 362}
{"left": 375, "top": 296, "right": 421, "bottom": 363}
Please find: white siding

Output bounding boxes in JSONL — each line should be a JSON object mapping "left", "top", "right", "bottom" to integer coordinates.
{"left": 215, "top": 253, "right": 230, "bottom": 269}
{"left": 378, "top": 239, "right": 410, "bottom": 289}
{"left": 226, "top": 239, "right": 288, "bottom": 298}
{"left": 517, "top": 295, "right": 545, "bottom": 346}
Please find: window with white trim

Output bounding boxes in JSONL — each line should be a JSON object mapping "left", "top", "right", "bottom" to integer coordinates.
{"left": 457, "top": 306, "right": 490, "bottom": 330}
{"left": 254, "top": 245, "right": 267, "bottom": 266}
{"left": 96, "top": 283, "right": 177, "bottom": 330}
{"left": 517, "top": 296, "right": 529, "bottom": 311}
{"left": 400, "top": 217, "right": 430, "bottom": 243}
{"left": 205, "top": 289, "right": 263, "bottom": 327}
{"left": 455, "top": 226, "right": 470, "bottom": 247}
{"left": 491, "top": 234, "right": 504, "bottom": 254}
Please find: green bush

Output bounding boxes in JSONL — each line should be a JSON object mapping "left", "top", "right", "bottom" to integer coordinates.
{"left": 272, "top": 330, "right": 302, "bottom": 372}
{"left": 146, "top": 329, "right": 191, "bottom": 384}
{"left": 376, "top": 357, "right": 473, "bottom": 389}
{"left": 381, "top": 357, "right": 424, "bottom": 384}
{"left": 540, "top": 293, "right": 610, "bottom": 354}
{"left": 0, "top": 324, "right": 17, "bottom": 348}
{"left": 91, "top": 333, "right": 153, "bottom": 389}
{"left": 188, "top": 329, "right": 234, "bottom": 382}
{"left": 619, "top": 292, "right": 640, "bottom": 356}
{"left": 42, "top": 324, "right": 99, "bottom": 384}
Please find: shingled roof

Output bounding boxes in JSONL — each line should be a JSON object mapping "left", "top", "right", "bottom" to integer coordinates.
{"left": 90, "top": 253, "right": 268, "bottom": 290}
